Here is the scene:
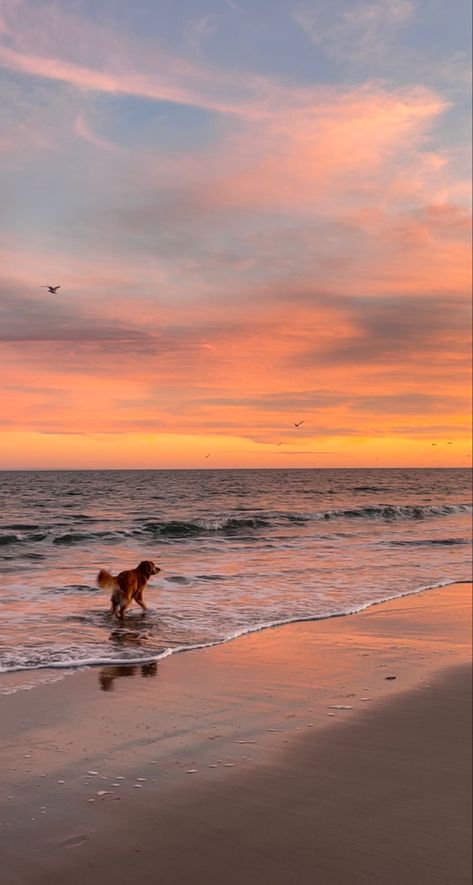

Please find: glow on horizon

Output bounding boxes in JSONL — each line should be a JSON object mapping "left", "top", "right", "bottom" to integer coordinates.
{"left": 0, "top": 0, "right": 471, "bottom": 469}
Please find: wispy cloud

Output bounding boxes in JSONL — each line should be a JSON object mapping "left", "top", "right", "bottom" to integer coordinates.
{"left": 294, "top": 0, "right": 414, "bottom": 61}
{"left": 73, "top": 113, "right": 122, "bottom": 153}
{"left": 0, "top": 0, "right": 293, "bottom": 118}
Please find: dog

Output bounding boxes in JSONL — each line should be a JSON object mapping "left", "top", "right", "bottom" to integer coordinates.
{"left": 97, "top": 560, "right": 161, "bottom": 620}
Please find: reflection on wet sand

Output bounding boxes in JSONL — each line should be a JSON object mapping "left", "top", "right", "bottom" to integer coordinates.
{"left": 98, "top": 620, "right": 160, "bottom": 689}
{"left": 109, "top": 627, "right": 149, "bottom": 645}
{"left": 99, "top": 660, "right": 158, "bottom": 691}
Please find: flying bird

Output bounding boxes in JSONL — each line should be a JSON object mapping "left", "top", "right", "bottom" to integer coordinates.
{"left": 204, "top": 454, "right": 210, "bottom": 459}
{"left": 293, "top": 420, "right": 304, "bottom": 428}
{"left": 41, "top": 285, "right": 61, "bottom": 294}
{"left": 447, "top": 441, "right": 453, "bottom": 445}
{"left": 432, "top": 443, "right": 437, "bottom": 446}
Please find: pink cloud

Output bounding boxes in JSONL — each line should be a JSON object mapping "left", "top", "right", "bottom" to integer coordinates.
{"left": 169, "top": 87, "right": 450, "bottom": 215}
{"left": 0, "top": 1, "right": 284, "bottom": 118}
{"left": 0, "top": 43, "right": 245, "bottom": 114}
{"left": 73, "top": 114, "right": 122, "bottom": 154}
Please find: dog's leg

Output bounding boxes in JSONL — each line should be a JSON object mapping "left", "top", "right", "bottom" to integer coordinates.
{"left": 110, "top": 593, "right": 121, "bottom": 618}
{"left": 118, "top": 600, "right": 132, "bottom": 620}
{"left": 135, "top": 591, "right": 148, "bottom": 613}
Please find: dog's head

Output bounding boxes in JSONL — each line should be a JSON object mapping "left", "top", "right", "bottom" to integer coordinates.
{"left": 138, "top": 560, "right": 161, "bottom": 579}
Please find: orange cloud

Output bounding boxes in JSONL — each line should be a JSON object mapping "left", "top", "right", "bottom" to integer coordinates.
{"left": 208, "top": 89, "right": 448, "bottom": 208}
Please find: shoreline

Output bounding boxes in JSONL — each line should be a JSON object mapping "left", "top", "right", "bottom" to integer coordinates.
{"left": 0, "top": 581, "right": 471, "bottom": 884}
{"left": 1, "top": 577, "right": 470, "bottom": 692}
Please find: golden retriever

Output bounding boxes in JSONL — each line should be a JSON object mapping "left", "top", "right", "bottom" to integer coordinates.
{"left": 97, "top": 560, "right": 161, "bottom": 619}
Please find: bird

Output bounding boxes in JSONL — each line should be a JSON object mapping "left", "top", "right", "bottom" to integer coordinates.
{"left": 432, "top": 443, "right": 437, "bottom": 446}
{"left": 447, "top": 441, "right": 453, "bottom": 445}
{"left": 293, "top": 420, "right": 304, "bottom": 428}
{"left": 204, "top": 454, "right": 210, "bottom": 459}
{"left": 41, "top": 285, "right": 61, "bottom": 294}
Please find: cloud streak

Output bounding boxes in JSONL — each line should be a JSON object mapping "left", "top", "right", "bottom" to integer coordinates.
{"left": 0, "top": 0, "right": 308, "bottom": 119}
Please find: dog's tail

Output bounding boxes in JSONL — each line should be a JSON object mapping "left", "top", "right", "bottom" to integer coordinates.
{"left": 97, "top": 569, "right": 119, "bottom": 592}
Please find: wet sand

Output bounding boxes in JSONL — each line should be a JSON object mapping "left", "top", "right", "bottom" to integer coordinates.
{"left": 0, "top": 582, "right": 471, "bottom": 884}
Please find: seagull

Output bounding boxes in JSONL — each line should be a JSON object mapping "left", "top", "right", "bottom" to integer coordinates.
{"left": 293, "top": 420, "right": 304, "bottom": 428}
{"left": 41, "top": 285, "right": 61, "bottom": 294}
{"left": 204, "top": 454, "right": 210, "bottom": 459}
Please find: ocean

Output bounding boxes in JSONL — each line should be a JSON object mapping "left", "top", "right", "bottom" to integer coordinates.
{"left": 0, "top": 468, "right": 471, "bottom": 689}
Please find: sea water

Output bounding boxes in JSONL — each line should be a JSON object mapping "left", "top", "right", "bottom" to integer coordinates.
{"left": 0, "top": 468, "right": 471, "bottom": 686}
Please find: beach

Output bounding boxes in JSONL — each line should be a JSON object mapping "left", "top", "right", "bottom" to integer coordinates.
{"left": 1, "top": 0, "right": 471, "bottom": 880}
{"left": 0, "top": 581, "right": 471, "bottom": 884}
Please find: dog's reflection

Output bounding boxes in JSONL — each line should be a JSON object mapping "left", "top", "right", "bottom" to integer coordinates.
{"left": 109, "top": 625, "right": 149, "bottom": 644}
{"left": 99, "top": 660, "right": 158, "bottom": 691}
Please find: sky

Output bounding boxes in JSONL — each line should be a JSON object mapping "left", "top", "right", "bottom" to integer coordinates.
{"left": 0, "top": 0, "right": 471, "bottom": 469}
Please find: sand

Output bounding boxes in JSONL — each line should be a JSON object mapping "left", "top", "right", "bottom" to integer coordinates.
{"left": 0, "top": 582, "right": 471, "bottom": 884}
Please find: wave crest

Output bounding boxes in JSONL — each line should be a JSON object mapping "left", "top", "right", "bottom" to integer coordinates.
{"left": 1, "top": 503, "right": 470, "bottom": 550}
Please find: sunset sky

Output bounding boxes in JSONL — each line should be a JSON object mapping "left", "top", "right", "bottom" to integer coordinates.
{"left": 0, "top": 0, "right": 471, "bottom": 469}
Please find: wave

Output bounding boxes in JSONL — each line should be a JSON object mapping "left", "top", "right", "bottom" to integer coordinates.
{"left": 351, "top": 486, "right": 392, "bottom": 493}
{"left": 0, "top": 503, "right": 470, "bottom": 550}
{"left": 136, "top": 504, "right": 472, "bottom": 535}
{"left": 47, "top": 584, "right": 102, "bottom": 596}
{"left": 0, "top": 534, "right": 22, "bottom": 546}
{"left": 53, "top": 531, "right": 123, "bottom": 545}
{"left": 0, "top": 532, "right": 48, "bottom": 545}
{"left": 315, "top": 504, "right": 472, "bottom": 521}
{"left": 135, "top": 516, "right": 270, "bottom": 537}
{"left": 383, "top": 538, "right": 470, "bottom": 547}
{"left": 3, "top": 523, "right": 42, "bottom": 531}
{"left": 0, "top": 579, "right": 467, "bottom": 676}
{"left": 53, "top": 532, "right": 100, "bottom": 545}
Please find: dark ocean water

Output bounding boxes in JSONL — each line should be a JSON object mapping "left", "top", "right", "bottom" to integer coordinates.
{"left": 0, "top": 468, "right": 471, "bottom": 687}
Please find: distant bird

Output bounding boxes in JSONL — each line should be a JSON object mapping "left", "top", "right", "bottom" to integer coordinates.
{"left": 447, "top": 441, "right": 453, "bottom": 445}
{"left": 293, "top": 420, "right": 304, "bottom": 428}
{"left": 41, "top": 284, "right": 61, "bottom": 294}
{"left": 204, "top": 454, "right": 210, "bottom": 459}
{"left": 432, "top": 443, "right": 437, "bottom": 446}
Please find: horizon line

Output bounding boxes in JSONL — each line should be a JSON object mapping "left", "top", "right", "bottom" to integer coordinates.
{"left": 0, "top": 465, "right": 469, "bottom": 472}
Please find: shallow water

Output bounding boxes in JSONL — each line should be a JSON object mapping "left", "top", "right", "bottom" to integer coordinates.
{"left": 0, "top": 468, "right": 471, "bottom": 685}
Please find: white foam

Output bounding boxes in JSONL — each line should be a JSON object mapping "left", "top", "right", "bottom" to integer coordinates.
{"left": 0, "top": 578, "right": 467, "bottom": 680}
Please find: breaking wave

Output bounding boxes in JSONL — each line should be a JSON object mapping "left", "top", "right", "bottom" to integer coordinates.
{"left": 1, "top": 503, "right": 471, "bottom": 549}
